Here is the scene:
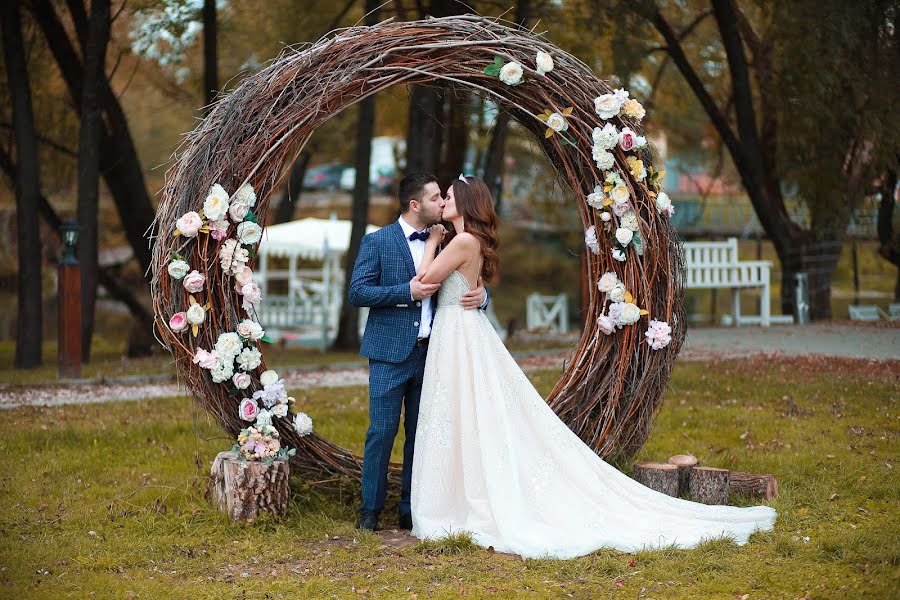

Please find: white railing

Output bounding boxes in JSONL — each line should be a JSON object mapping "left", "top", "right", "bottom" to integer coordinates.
{"left": 526, "top": 293, "right": 569, "bottom": 333}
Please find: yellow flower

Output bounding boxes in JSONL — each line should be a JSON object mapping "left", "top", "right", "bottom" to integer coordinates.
{"left": 627, "top": 156, "right": 646, "bottom": 181}
{"left": 622, "top": 98, "right": 646, "bottom": 121}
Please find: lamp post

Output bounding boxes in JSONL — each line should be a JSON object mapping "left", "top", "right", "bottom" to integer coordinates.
{"left": 58, "top": 220, "right": 81, "bottom": 379}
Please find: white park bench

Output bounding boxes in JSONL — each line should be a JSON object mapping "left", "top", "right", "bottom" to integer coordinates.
{"left": 683, "top": 237, "right": 774, "bottom": 327}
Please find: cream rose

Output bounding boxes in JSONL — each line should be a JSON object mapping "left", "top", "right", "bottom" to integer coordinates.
{"left": 593, "top": 148, "right": 615, "bottom": 171}
{"left": 237, "top": 319, "right": 264, "bottom": 341}
{"left": 612, "top": 248, "right": 626, "bottom": 262}
{"left": 610, "top": 185, "right": 630, "bottom": 205}
{"left": 186, "top": 303, "right": 206, "bottom": 325}
{"left": 182, "top": 270, "right": 206, "bottom": 294}
{"left": 615, "top": 227, "right": 634, "bottom": 246}
{"left": 237, "top": 221, "right": 262, "bottom": 245}
{"left": 167, "top": 260, "right": 190, "bottom": 279}
{"left": 228, "top": 200, "right": 250, "bottom": 223}
{"left": 546, "top": 112, "right": 568, "bottom": 133}
{"left": 655, "top": 192, "right": 672, "bottom": 214}
{"left": 594, "top": 94, "right": 622, "bottom": 119}
{"left": 235, "top": 183, "right": 257, "bottom": 207}
{"left": 609, "top": 282, "right": 627, "bottom": 303}
{"left": 535, "top": 50, "right": 554, "bottom": 75}
{"left": 499, "top": 61, "right": 524, "bottom": 85}
{"left": 586, "top": 187, "right": 605, "bottom": 210}
{"left": 597, "top": 272, "right": 619, "bottom": 293}
{"left": 622, "top": 98, "right": 646, "bottom": 121}
{"left": 600, "top": 211, "right": 612, "bottom": 222}
{"left": 271, "top": 403, "right": 288, "bottom": 418}
{"left": 621, "top": 212, "right": 639, "bottom": 231}
{"left": 259, "top": 370, "right": 279, "bottom": 386}
{"left": 203, "top": 184, "right": 230, "bottom": 221}
{"left": 176, "top": 211, "right": 203, "bottom": 238}
{"left": 233, "top": 372, "right": 252, "bottom": 390}
{"left": 618, "top": 302, "right": 641, "bottom": 325}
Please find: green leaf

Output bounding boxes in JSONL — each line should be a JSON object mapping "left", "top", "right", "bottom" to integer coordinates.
{"left": 245, "top": 211, "right": 259, "bottom": 223}
{"left": 260, "top": 335, "right": 274, "bottom": 344}
{"left": 632, "top": 230, "right": 645, "bottom": 256}
{"left": 483, "top": 64, "right": 500, "bottom": 76}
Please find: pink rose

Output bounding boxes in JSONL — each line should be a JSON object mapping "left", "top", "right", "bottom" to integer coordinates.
{"left": 618, "top": 127, "right": 637, "bottom": 152}
{"left": 208, "top": 219, "right": 229, "bottom": 241}
{"left": 228, "top": 200, "right": 250, "bottom": 223}
{"left": 239, "top": 398, "right": 259, "bottom": 421}
{"left": 182, "top": 270, "right": 206, "bottom": 293}
{"left": 598, "top": 314, "right": 616, "bottom": 335}
{"left": 192, "top": 348, "right": 219, "bottom": 369}
{"left": 233, "top": 372, "right": 252, "bottom": 390}
{"left": 234, "top": 266, "right": 254, "bottom": 287}
{"left": 241, "top": 281, "right": 262, "bottom": 308}
{"left": 613, "top": 201, "right": 632, "bottom": 217}
{"left": 176, "top": 211, "right": 203, "bottom": 238}
{"left": 169, "top": 312, "right": 187, "bottom": 332}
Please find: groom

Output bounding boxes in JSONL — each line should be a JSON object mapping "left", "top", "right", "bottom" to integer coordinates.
{"left": 349, "top": 173, "right": 487, "bottom": 531}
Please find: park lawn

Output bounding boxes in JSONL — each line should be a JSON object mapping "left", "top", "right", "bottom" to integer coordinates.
{"left": 0, "top": 357, "right": 897, "bottom": 599}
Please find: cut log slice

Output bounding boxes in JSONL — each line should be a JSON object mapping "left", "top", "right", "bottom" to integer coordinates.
{"left": 688, "top": 466, "right": 731, "bottom": 505}
{"left": 667, "top": 454, "right": 699, "bottom": 497}
{"left": 729, "top": 471, "right": 779, "bottom": 500}
{"left": 208, "top": 451, "right": 290, "bottom": 522}
{"left": 631, "top": 462, "right": 679, "bottom": 497}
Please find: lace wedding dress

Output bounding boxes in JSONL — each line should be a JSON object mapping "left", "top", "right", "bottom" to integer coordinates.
{"left": 410, "top": 270, "right": 777, "bottom": 559}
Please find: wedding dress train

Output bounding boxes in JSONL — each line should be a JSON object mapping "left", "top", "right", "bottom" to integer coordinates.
{"left": 410, "top": 271, "right": 776, "bottom": 559}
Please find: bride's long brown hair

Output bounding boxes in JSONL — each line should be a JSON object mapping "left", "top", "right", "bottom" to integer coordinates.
{"left": 448, "top": 176, "right": 499, "bottom": 283}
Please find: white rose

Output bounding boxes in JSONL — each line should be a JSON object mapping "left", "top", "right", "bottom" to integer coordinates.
{"left": 586, "top": 186, "right": 605, "bottom": 210}
{"left": 612, "top": 248, "right": 626, "bottom": 262}
{"left": 535, "top": 50, "right": 554, "bottom": 75}
{"left": 594, "top": 93, "right": 622, "bottom": 119}
{"left": 655, "top": 192, "right": 672, "bottom": 214}
{"left": 167, "top": 259, "right": 190, "bottom": 279}
{"left": 237, "top": 221, "right": 262, "bottom": 245}
{"left": 546, "top": 112, "right": 567, "bottom": 132}
{"left": 203, "top": 184, "right": 230, "bottom": 221}
{"left": 621, "top": 212, "right": 639, "bottom": 231}
{"left": 235, "top": 183, "right": 257, "bottom": 207}
{"left": 241, "top": 281, "right": 262, "bottom": 308}
{"left": 619, "top": 302, "right": 641, "bottom": 325}
{"left": 592, "top": 123, "right": 619, "bottom": 149}
{"left": 271, "top": 403, "right": 288, "bottom": 418}
{"left": 499, "top": 61, "right": 524, "bottom": 85}
{"left": 615, "top": 227, "right": 634, "bottom": 246}
{"left": 593, "top": 148, "right": 615, "bottom": 171}
{"left": 609, "top": 282, "right": 627, "bottom": 303}
{"left": 293, "top": 412, "right": 313, "bottom": 437}
{"left": 600, "top": 211, "right": 612, "bottom": 222}
{"left": 182, "top": 270, "right": 206, "bottom": 294}
{"left": 236, "top": 347, "right": 262, "bottom": 371}
{"left": 597, "top": 272, "right": 619, "bottom": 293}
{"left": 610, "top": 185, "right": 630, "bottom": 205}
{"left": 176, "top": 211, "right": 203, "bottom": 238}
{"left": 233, "top": 372, "right": 251, "bottom": 390}
{"left": 584, "top": 226, "right": 600, "bottom": 255}
{"left": 259, "top": 370, "right": 279, "bottom": 386}
{"left": 228, "top": 200, "right": 250, "bottom": 223}
{"left": 215, "top": 332, "right": 243, "bottom": 358}
{"left": 186, "top": 303, "right": 206, "bottom": 325}
{"left": 635, "top": 135, "right": 647, "bottom": 149}
{"left": 237, "top": 319, "right": 264, "bottom": 341}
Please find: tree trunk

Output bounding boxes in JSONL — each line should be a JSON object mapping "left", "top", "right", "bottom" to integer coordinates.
{"left": 631, "top": 462, "right": 678, "bottom": 497}
{"left": 688, "top": 466, "right": 730, "bottom": 505}
{"left": 2, "top": 0, "right": 43, "bottom": 368}
{"left": 439, "top": 88, "right": 469, "bottom": 188}
{"left": 273, "top": 152, "right": 310, "bottom": 224}
{"left": 729, "top": 471, "right": 779, "bottom": 500}
{"left": 203, "top": 0, "right": 218, "bottom": 112}
{"left": 77, "top": 0, "right": 110, "bottom": 363}
{"left": 208, "top": 452, "right": 290, "bottom": 522}
{"left": 406, "top": 83, "right": 444, "bottom": 175}
{"left": 778, "top": 235, "right": 843, "bottom": 320}
{"left": 667, "top": 454, "right": 698, "bottom": 497}
{"left": 876, "top": 170, "right": 899, "bottom": 300}
{"left": 332, "top": 0, "right": 379, "bottom": 350}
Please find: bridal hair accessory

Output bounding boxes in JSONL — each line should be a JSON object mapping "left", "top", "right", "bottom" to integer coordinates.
{"left": 458, "top": 173, "right": 469, "bottom": 184}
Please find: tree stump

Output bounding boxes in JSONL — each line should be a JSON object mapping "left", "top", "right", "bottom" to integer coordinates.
{"left": 667, "top": 454, "right": 699, "bottom": 497}
{"left": 631, "top": 462, "right": 679, "bottom": 497}
{"left": 729, "top": 471, "right": 779, "bottom": 500}
{"left": 208, "top": 451, "right": 290, "bottom": 522}
{"left": 688, "top": 466, "right": 731, "bottom": 505}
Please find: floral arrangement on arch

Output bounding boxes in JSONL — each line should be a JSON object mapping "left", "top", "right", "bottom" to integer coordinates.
{"left": 166, "top": 181, "right": 314, "bottom": 462}
{"left": 485, "top": 50, "right": 675, "bottom": 350}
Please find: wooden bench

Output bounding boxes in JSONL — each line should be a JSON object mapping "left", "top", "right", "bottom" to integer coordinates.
{"left": 683, "top": 237, "right": 773, "bottom": 327}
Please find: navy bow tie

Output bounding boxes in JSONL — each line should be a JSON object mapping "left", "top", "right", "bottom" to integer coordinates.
{"left": 408, "top": 230, "right": 430, "bottom": 242}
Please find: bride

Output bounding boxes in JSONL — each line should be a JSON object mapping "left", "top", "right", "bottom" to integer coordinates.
{"left": 410, "top": 175, "right": 776, "bottom": 559}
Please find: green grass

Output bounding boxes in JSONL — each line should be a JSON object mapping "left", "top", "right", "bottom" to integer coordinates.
{"left": 0, "top": 358, "right": 897, "bottom": 598}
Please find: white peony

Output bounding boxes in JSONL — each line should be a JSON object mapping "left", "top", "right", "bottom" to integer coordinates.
{"left": 600, "top": 211, "right": 612, "bottom": 222}
{"left": 255, "top": 408, "right": 273, "bottom": 428}
{"left": 167, "top": 259, "right": 190, "bottom": 279}
{"left": 618, "top": 302, "right": 642, "bottom": 326}
{"left": 203, "top": 184, "right": 230, "bottom": 221}
{"left": 597, "top": 272, "right": 619, "bottom": 293}
{"left": 228, "top": 200, "right": 250, "bottom": 223}
{"left": 186, "top": 303, "right": 206, "bottom": 325}
{"left": 613, "top": 88, "right": 630, "bottom": 103}
{"left": 655, "top": 192, "right": 672, "bottom": 214}
{"left": 271, "top": 403, "right": 288, "bottom": 418}
{"left": 176, "top": 211, "right": 203, "bottom": 238}
{"left": 593, "top": 147, "right": 615, "bottom": 171}
{"left": 219, "top": 239, "right": 249, "bottom": 276}
{"left": 499, "top": 61, "right": 524, "bottom": 85}
{"left": 237, "top": 221, "right": 262, "bottom": 245}
{"left": 585, "top": 226, "right": 600, "bottom": 255}
{"left": 609, "top": 282, "right": 627, "bottom": 303}
{"left": 594, "top": 93, "right": 623, "bottom": 119}
{"left": 586, "top": 186, "right": 605, "bottom": 210}
{"left": 621, "top": 212, "right": 639, "bottom": 231}
{"left": 610, "top": 185, "right": 630, "bottom": 205}
{"left": 236, "top": 347, "right": 262, "bottom": 371}
{"left": 210, "top": 356, "right": 234, "bottom": 383}
{"left": 234, "top": 183, "right": 257, "bottom": 207}
{"left": 259, "top": 370, "right": 279, "bottom": 386}
{"left": 535, "top": 50, "right": 554, "bottom": 75}
{"left": 615, "top": 227, "right": 634, "bottom": 246}
{"left": 293, "top": 411, "right": 314, "bottom": 437}
{"left": 236, "top": 319, "right": 264, "bottom": 341}
{"left": 546, "top": 112, "right": 568, "bottom": 133}
{"left": 611, "top": 248, "right": 626, "bottom": 262}
{"left": 592, "top": 123, "right": 619, "bottom": 149}
{"left": 215, "top": 332, "right": 243, "bottom": 358}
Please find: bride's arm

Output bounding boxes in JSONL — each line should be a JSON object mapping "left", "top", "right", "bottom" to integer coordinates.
{"left": 419, "top": 232, "right": 479, "bottom": 285}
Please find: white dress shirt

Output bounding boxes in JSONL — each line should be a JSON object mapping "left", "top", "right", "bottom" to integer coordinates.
{"left": 398, "top": 216, "right": 434, "bottom": 339}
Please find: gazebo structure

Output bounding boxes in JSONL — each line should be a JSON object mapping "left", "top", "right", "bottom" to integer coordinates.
{"left": 256, "top": 215, "right": 378, "bottom": 350}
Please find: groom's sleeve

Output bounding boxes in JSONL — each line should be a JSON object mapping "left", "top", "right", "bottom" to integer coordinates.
{"left": 348, "top": 235, "right": 412, "bottom": 308}
{"left": 480, "top": 287, "right": 490, "bottom": 310}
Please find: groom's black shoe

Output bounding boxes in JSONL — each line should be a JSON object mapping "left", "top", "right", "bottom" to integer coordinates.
{"left": 356, "top": 510, "right": 379, "bottom": 531}
{"left": 398, "top": 511, "right": 413, "bottom": 531}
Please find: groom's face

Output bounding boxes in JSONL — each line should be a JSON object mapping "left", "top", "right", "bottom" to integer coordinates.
{"left": 416, "top": 181, "right": 445, "bottom": 225}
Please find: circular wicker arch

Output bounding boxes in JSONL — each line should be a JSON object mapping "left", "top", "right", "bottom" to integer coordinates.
{"left": 151, "top": 15, "right": 685, "bottom": 479}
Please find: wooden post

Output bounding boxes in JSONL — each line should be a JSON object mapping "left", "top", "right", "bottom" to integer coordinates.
{"left": 58, "top": 262, "right": 82, "bottom": 379}
{"left": 667, "top": 454, "right": 698, "bottom": 497}
{"left": 632, "top": 462, "right": 678, "bottom": 497}
{"left": 688, "top": 466, "right": 730, "bottom": 505}
{"left": 208, "top": 451, "right": 290, "bottom": 522}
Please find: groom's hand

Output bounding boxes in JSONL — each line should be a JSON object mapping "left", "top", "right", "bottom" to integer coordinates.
{"left": 411, "top": 274, "right": 440, "bottom": 300}
{"left": 460, "top": 284, "right": 487, "bottom": 310}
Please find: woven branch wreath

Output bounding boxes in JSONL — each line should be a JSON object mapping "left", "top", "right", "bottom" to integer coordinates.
{"left": 150, "top": 15, "right": 686, "bottom": 478}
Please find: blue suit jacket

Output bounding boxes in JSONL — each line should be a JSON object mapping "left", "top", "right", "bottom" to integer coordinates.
{"left": 349, "top": 221, "right": 423, "bottom": 363}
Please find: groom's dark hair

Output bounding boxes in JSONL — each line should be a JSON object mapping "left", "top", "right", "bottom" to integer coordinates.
{"left": 398, "top": 172, "right": 438, "bottom": 213}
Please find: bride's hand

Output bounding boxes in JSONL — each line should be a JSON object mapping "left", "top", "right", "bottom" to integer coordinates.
{"left": 427, "top": 224, "right": 447, "bottom": 245}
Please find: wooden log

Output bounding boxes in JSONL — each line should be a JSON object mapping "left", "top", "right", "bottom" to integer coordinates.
{"left": 631, "top": 462, "right": 679, "bottom": 497}
{"left": 729, "top": 471, "right": 779, "bottom": 500}
{"left": 208, "top": 451, "right": 290, "bottom": 522}
{"left": 667, "top": 454, "right": 699, "bottom": 497}
{"left": 688, "top": 466, "right": 731, "bottom": 505}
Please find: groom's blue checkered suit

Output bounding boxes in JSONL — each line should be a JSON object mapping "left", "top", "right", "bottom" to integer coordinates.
{"left": 349, "top": 221, "right": 429, "bottom": 517}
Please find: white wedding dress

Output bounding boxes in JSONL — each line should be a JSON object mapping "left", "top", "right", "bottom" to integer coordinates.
{"left": 411, "top": 271, "right": 776, "bottom": 559}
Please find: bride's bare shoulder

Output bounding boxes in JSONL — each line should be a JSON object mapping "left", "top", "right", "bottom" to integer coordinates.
{"left": 449, "top": 232, "right": 479, "bottom": 249}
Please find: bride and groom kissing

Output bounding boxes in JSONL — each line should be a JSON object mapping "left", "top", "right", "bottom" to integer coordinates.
{"left": 349, "top": 173, "right": 776, "bottom": 559}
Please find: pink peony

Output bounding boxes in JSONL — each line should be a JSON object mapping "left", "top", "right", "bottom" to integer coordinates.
{"left": 239, "top": 398, "right": 259, "bottom": 422}
{"left": 598, "top": 314, "right": 616, "bottom": 335}
{"left": 613, "top": 201, "right": 632, "bottom": 217}
{"left": 182, "top": 270, "right": 206, "bottom": 293}
{"left": 192, "top": 348, "right": 218, "bottom": 369}
{"left": 176, "top": 211, "right": 203, "bottom": 237}
{"left": 169, "top": 312, "right": 187, "bottom": 332}
{"left": 208, "top": 218, "right": 229, "bottom": 240}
